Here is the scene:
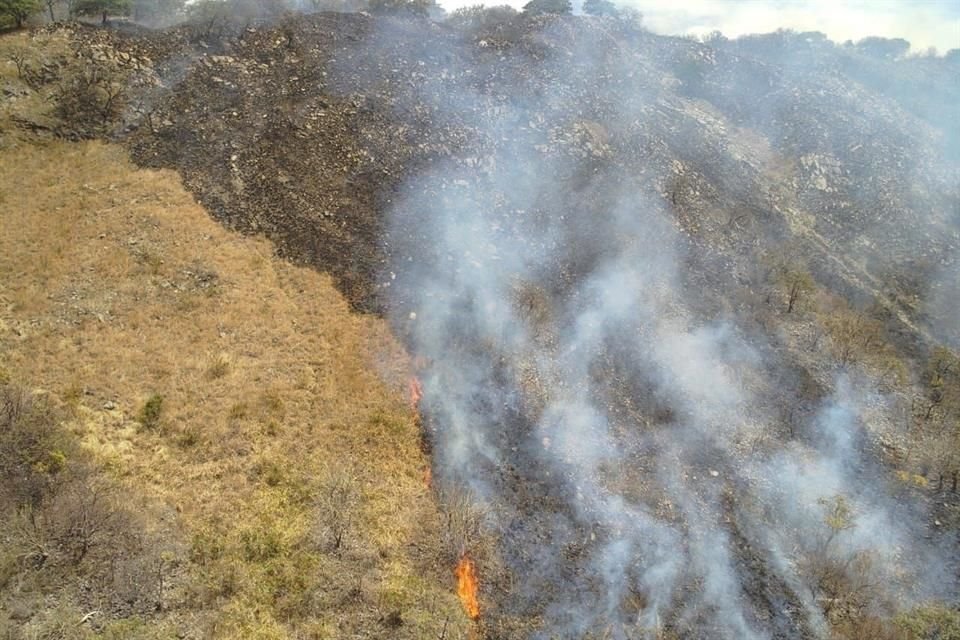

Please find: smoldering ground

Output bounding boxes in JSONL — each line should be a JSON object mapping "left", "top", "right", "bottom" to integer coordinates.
{"left": 352, "top": 16, "right": 960, "bottom": 640}
{"left": 97, "top": 6, "right": 957, "bottom": 636}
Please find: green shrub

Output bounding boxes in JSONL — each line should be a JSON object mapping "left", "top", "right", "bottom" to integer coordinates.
{"left": 138, "top": 394, "right": 164, "bottom": 430}
{"left": 240, "top": 525, "right": 285, "bottom": 562}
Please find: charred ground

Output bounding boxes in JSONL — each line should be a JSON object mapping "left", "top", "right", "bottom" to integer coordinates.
{"left": 2, "top": 9, "right": 959, "bottom": 640}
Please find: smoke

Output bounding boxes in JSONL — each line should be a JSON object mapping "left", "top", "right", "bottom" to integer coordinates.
{"left": 340, "top": 14, "right": 958, "bottom": 640}
{"left": 926, "top": 247, "right": 960, "bottom": 349}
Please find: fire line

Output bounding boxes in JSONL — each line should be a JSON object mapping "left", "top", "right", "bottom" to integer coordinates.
{"left": 455, "top": 553, "right": 481, "bottom": 620}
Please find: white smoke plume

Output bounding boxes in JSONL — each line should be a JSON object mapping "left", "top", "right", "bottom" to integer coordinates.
{"left": 345, "top": 16, "right": 960, "bottom": 640}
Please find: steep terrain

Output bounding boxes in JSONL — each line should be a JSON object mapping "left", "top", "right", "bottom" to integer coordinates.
{"left": 2, "top": 11, "right": 959, "bottom": 640}
{"left": 0, "top": 139, "right": 468, "bottom": 638}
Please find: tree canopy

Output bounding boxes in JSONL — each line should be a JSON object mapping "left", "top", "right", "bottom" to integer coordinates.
{"left": 582, "top": 0, "right": 617, "bottom": 17}
{"left": 0, "top": 0, "right": 40, "bottom": 28}
{"left": 522, "top": 0, "right": 570, "bottom": 16}
{"left": 73, "top": 0, "right": 132, "bottom": 23}
{"left": 367, "top": 0, "right": 439, "bottom": 17}
{"left": 855, "top": 36, "right": 911, "bottom": 59}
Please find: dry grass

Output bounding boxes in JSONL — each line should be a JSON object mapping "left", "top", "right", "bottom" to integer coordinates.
{"left": 0, "top": 140, "right": 470, "bottom": 638}
{"left": 1, "top": 31, "right": 73, "bottom": 144}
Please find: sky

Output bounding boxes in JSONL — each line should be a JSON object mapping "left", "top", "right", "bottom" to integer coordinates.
{"left": 438, "top": 0, "right": 960, "bottom": 53}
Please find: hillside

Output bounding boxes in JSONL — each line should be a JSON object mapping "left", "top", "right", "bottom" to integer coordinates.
{"left": 1, "top": 9, "right": 959, "bottom": 640}
{"left": 0, "top": 139, "right": 469, "bottom": 638}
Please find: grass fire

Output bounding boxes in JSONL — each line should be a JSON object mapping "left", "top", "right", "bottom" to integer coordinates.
{"left": 456, "top": 553, "right": 481, "bottom": 621}
{"left": 0, "top": 2, "right": 958, "bottom": 639}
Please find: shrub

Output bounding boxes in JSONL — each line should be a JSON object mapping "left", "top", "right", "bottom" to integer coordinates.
{"left": 0, "top": 385, "right": 72, "bottom": 510}
{"left": 206, "top": 353, "right": 231, "bottom": 379}
{"left": 138, "top": 394, "right": 164, "bottom": 430}
{"left": 54, "top": 58, "right": 129, "bottom": 134}
{"left": 314, "top": 465, "right": 359, "bottom": 552}
{"left": 895, "top": 603, "right": 960, "bottom": 639}
{"left": 240, "top": 524, "right": 285, "bottom": 561}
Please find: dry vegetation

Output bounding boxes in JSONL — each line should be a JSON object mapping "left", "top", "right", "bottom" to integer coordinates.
{"left": 0, "top": 140, "right": 471, "bottom": 638}
{"left": 1, "top": 30, "right": 73, "bottom": 142}
{"left": 3, "top": 24, "right": 958, "bottom": 639}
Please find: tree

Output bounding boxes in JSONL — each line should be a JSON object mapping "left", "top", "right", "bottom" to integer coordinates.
{"left": 762, "top": 248, "right": 816, "bottom": 314}
{"left": 447, "top": 4, "right": 520, "bottom": 39}
{"left": 367, "top": 0, "right": 431, "bottom": 17}
{"left": 799, "top": 495, "right": 880, "bottom": 619}
{"left": 781, "top": 267, "right": 815, "bottom": 314}
{"left": 131, "top": 0, "right": 184, "bottom": 25}
{"left": 0, "top": 0, "right": 40, "bottom": 28}
{"left": 824, "top": 308, "right": 883, "bottom": 367}
{"left": 582, "top": 0, "right": 616, "bottom": 17}
{"left": 72, "top": 0, "right": 131, "bottom": 23}
{"left": 522, "top": 0, "right": 570, "bottom": 16}
{"left": 855, "top": 36, "right": 910, "bottom": 60}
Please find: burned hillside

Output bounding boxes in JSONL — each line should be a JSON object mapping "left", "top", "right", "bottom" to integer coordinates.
{"left": 3, "top": 10, "right": 959, "bottom": 640}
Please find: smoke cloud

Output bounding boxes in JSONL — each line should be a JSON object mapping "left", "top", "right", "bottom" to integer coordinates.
{"left": 358, "top": 16, "right": 959, "bottom": 637}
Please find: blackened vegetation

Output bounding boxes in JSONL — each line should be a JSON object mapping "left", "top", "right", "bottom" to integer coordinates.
{"left": 21, "top": 11, "right": 960, "bottom": 639}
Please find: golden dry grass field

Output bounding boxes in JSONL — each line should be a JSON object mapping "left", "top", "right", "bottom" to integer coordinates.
{"left": 0, "top": 139, "right": 470, "bottom": 639}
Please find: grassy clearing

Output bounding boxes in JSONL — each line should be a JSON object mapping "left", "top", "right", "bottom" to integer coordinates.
{"left": 0, "top": 140, "right": 469, "bottom": 638}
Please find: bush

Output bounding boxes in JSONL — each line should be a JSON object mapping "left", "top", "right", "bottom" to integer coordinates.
{"left": 54, "top": 58, "right": 129, "bottom": 135}
{"left": 0, "top": 385, "right": 174, "bottom": 627}
{"left": 137, "top": 394, "right": 164, "bottom": 430}
{"left": 206, "top": 353, "right": 231, "bottom": 379}
{"left": 439, "top": 487, "right": 486, "bottom": 562}
{"left": 446, "top": 4, "right": 522, "bottom": 44}
{"left": 313, "top": 465, "right": 359, "bottom": 552}
{"left": 240, "top": 525, "right": 285, "bottom": 561}
{"left": 0, "top": 385, "right": 73, "bottom": 510}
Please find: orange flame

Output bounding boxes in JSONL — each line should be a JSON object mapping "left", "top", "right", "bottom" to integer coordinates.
{"left": 408, "top": 376, "right": 423, "bottom": 411}
{"left": 455, "top": 553, "right": 480, "bottom": 620}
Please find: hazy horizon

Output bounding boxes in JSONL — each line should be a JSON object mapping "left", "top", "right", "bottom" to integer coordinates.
{"left": 435, "top": 0, "right": 960, "bottom": 53}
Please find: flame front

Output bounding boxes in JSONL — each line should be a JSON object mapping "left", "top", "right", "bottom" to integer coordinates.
{"left": 408, "top": 376, "right": 423, "bottom": 411}
{"left": 455, "top": 553, "right": 480, "bottom": 620}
